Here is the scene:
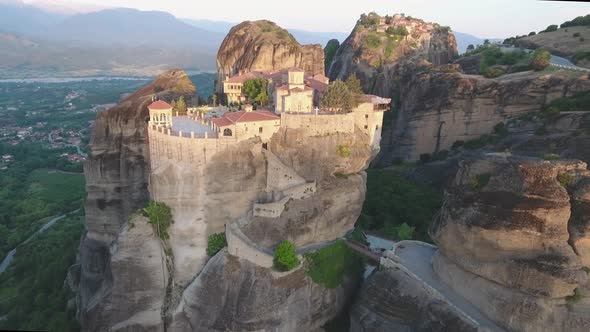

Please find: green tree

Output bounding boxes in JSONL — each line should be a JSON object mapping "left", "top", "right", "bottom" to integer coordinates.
{"left": 542, "top": 25, "right": 559, "bottom": 33}
{"left": 142, "top": 201, "right": 174, "bottom": 240}
{"left": 394, "top": 25, "right": 409, "bottom": 37}
{"left": 273, "top": 240, "right": 299, "bottom": 271}
{"left": 174, "top": 96, "right": 187, "bottom": 113}
{"left": 320, "top": 80, "right": 354, "bottom": 112}
{"left": 364, "top": 33, "right": 381, "bottom": 48}
{"left": 466, "top": 44, "right": 475, "bottom": 52}
{"left": 243, "top": 78, "right": 266, "bottom": 103}
{"left": 212, "top": 94, "right": 217, "bottom": 107}
{"left": 255, "top": 90, "right": 269, "bottom": 106}
{"left": 207, "top": 233, "right": 227, "bottom": 256}
{"left": 528, "top": 31, "right": 536, "bottom": 36}
{"left": 345, "top": 74, "right": 364, "bottom": 106}
{"left": 530, "top": 48, "right": 551, "bottom": 71}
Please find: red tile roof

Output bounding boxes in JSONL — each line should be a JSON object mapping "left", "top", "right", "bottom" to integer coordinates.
{"left": 211, "top": 110, "right": 280, "bottom": 127}
{"left": 305, "top": 78, "right": 328, "bottom": 93}
{"left": 148, "top": 100, "right": 173, "bottom": 110}
{"left": 225, "top": 71, "right": 266, "bottom": 84}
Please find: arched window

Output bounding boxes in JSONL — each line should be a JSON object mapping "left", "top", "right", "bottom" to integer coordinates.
{"left": 223, "top": 128, "right": 233, "bottom": 136}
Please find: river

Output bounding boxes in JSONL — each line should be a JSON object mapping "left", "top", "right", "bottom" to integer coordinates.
{"left": 0, "top": 209, "right": 80, "bottom": 274}
{"left": 0, "top": 76, "right": 151, "bottom": 84}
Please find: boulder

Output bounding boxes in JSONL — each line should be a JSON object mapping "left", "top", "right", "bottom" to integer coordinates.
{"left": 215, "top": 20, "right": 324, "bottom": 94}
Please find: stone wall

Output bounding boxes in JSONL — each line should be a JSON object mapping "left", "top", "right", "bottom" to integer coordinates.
{"left": 148, "top": 125, "right": 236, "bottom": 171}
{"left": 226, "top": 216, "right": 275, "bottom": 268}
{"left": 264, "top": 149, "right": 307, "bottom": 192}
{"left": 233, "top": 119, "right": 281, "bottom": 142}
{"left": 281, "top": 112, "right": 356, "bottom": 136}
{"left": 281, "top": 181, "right": 316, "bottom": 200}
{"left": 253, "top": 196, "right": 291, "bottom": 218}
{"left": 353, "top": 105, "right": 386, "bottom": 151}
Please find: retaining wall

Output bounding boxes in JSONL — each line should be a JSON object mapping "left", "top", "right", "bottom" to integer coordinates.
{"left": 148, "top": 125, "right": 236, "bottom": 170}
{"left": 281, "top": 112, "right": 355, "bottom": 136}
{"left": 253, "top": 196, "right": 290, "bottom": 218}
{"left": 226, "top": 215, "right": 274, "bottom": 268}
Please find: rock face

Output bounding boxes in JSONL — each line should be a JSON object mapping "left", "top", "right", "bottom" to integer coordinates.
{"left": 74, "top": 69, "right": 196, "bottom": 330}
{"left": 430, "top": 155, "right": 590, "bottom": 332}
{"left": 378, "top": 69, "right": 590, "bottom": 163}
{"left": 328, "top": 13, "right": 458, "bottom": 96}
{"left": 85, "top": 215, "right": 168, "bottom": 332}
{"left": 76, "top": 68, "right": 378, "bottom": 330}
{"left": 159, "top": 125, "right": 375, "bottom": 330}
{"left": 169, "top": 251, "right": 352, "bottom": 332}
{"left": 215, "top": 20, "right": 324, "bottom": 94}
{"left": 350, "top": 268, "right": 477, "bottom": 332}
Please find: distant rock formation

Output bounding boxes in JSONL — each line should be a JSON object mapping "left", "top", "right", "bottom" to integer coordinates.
{"left": 378, "top": 67, "right": 590, "bottom": 163}
{"left": 215, "top": 20, "right": 324, "bottom": 94}
{"left": 328, "top": 13, "right": 458, "bottom": 96}
{"left": 430, "top": 155, "right": 590, "bottom": 331}
{"left": 71, "top": 69, "right": 196, "bottom": 331}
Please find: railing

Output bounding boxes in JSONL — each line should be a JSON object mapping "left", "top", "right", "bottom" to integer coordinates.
{"left": 148, "top": 123, "right": 220, "bottom": 139}
{"left": 551, "top": 63, "right": 590, "bottom": 73}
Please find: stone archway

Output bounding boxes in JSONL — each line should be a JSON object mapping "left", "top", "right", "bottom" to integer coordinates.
{"left": 223, "top": 128, "right": 233, "bottom": 136}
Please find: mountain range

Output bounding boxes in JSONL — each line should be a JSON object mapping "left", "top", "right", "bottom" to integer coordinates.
{"left": 0, "top": 0, "right": 499, "bottom": 78}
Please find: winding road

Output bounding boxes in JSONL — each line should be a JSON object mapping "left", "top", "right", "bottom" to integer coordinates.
{"left": 0, "top": 209, "right": 80, "bottom": 274}
{"left": 499, "top": 45, "right": 590, "bottom": 72}
{"left": 390, "top": 242, "right": 505, "bottom": 331}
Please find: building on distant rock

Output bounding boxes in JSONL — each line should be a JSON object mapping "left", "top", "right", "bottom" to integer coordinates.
{"left": 221, "top": 68, "right": 329, "bottom": 112}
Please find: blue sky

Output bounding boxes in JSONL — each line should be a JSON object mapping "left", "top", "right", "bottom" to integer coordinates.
{"left": 28, "top": 0, "right": 590, "bottom": 38}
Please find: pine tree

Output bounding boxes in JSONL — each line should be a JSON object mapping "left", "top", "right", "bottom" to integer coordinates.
{"left": 320, "top": 80, "right": 353, "bottom": 113}
{"left": 175, "top": 96, "right": 187, "bottom": 113}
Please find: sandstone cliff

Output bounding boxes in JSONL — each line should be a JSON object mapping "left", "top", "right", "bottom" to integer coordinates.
{"left": 430, "top": 155, "right": 590, "bottom": 332}
{"left": 75, "top": 70, "right": 378, "bottom": 330}
{"left": 378, "top": 68, "right": 590, "bottom": 163}
{"left": 215, "top": 20, "right": 324, "bottom": 94}
{"left": 328, "top": 13, "right": 458, "bottom": 96}
{"left": 73, "top": 69, "right": 196, "bottom": 331}
{"left": 351, "top": 155, "right": 590, "bottom": 332}
{"left": 169, "top": 251, "right": 352, "bottom": 332}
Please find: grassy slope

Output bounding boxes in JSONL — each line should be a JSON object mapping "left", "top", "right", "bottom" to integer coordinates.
{"left": 519, "top": 26, "right": 590, "bottom": 58}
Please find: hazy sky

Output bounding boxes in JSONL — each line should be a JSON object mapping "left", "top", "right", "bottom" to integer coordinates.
{"left": 27, "top": 0, "right": 590, "bottom": 38}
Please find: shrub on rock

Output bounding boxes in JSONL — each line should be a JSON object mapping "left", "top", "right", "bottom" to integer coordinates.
{"left": 207, "top": 232, "right": 227, "bottom": 256}
{"left": 142, "top": 201, "right": 173, "bottom": 240}
{"left": 273, "top": 240, "right": 299, "bottom": 271}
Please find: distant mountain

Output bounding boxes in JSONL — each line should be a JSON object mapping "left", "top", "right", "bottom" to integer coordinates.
{"left": 0, "top": 31, "right": 216, "bottom": 78}
{"left": 41, "top": 8, "right": 225, "bottom": 51}
{"left": 0, "top": 0, "right": 65, "bottom": 35}
{"left": 182, "top": 18, "right": 349, "bottom": 47}
{"left": 26, "top": 0, "right": 108, "bottom": 15}
{"left": 453, "top": 31, "right": 502, "bottom": 53}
